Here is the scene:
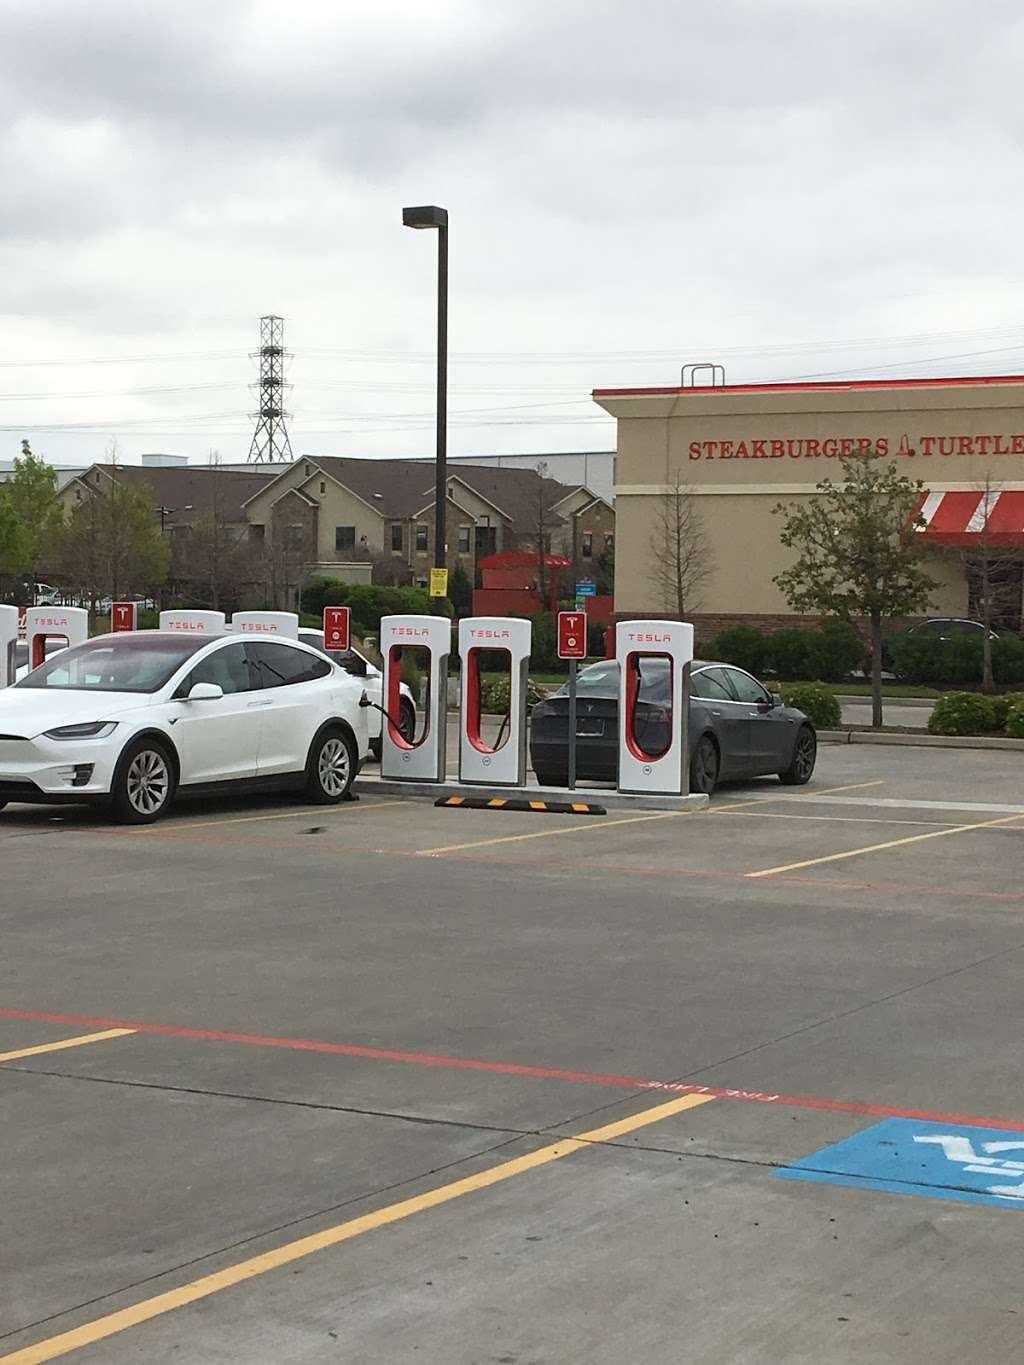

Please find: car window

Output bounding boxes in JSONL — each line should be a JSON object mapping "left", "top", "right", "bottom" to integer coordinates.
{"left": 722, "top": 668, "right": 771, "bottom": 704}
{"left": 690, "top": 667, "right": 734, "bottom": 701}
{"left": 248, "top": 640, "right": 332, "bottom": 688}
{"left": 182, "top": 642, "right": 255, "bottom": 695}
{"left": 298, "top": 631, "right": 368, "bottom": 674}
{"left": 18, "top": 634, "right": 210, "bottom": 692}
{"left": 574, "top": 663, "right": 620, "bottom": 693}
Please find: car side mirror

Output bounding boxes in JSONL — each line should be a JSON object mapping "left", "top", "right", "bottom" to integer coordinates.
{"left": 345, "top": 654, "right": 368, "bottom": 678}
{"left": 770, "top": 692, "right": 783, "bottom": 708}
{"left": 187, "top": 682, "right": 224, "bottom": 702}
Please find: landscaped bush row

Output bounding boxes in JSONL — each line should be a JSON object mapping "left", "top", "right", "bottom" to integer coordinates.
{"left": 301, "top": 580, "right": 437, "bottom": 635}
{"left": 779, "top": 683, "right": 842, "bottom": 730}
{"left": 702, "top": 621, "right": 864, "bottom": 683}
{"left": 889, "top": 633, "right": 1024, "bottom": 686}
{"left": 927, "top": 691, "right": 1024, "bottom": 736}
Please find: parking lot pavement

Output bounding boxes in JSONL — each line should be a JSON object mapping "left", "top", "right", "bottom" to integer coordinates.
{"left": 2, "top": 746, "right": 1024, "bottom": 1363}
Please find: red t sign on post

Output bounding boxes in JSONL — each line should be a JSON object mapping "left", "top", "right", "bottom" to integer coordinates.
{"left": 111, "top": 602, "right": 137, "bottom": 632}
{"left": 557, "top": 611, "right": 587, "bottom": 791}
{"left": 557, "top": 611, "right": 587, "bottom": 660}
{"left": 323, "top": 606, "right": 351, "bottom": 652}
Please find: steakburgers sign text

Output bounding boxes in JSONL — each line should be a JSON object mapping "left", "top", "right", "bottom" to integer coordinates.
{"left": 690, "top": 433, "right": 1024, "bottom": 461}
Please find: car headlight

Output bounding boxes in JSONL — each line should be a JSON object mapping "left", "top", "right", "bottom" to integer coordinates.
{"left": 44, "top": 721, "right": 119, "bottom": 739}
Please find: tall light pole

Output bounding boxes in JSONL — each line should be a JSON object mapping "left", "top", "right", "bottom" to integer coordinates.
{"left": 402, "top": 205, "right": 448, "bottom": 605}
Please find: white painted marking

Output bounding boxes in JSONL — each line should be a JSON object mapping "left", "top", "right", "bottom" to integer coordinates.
{"left": 780, "top": 795, "right": 1024, "bottom": 816}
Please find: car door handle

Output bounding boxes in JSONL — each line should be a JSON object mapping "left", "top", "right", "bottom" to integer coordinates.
{"left": 246, "top": 699, "right": 274, "bottom": 709}
{"left": 710, "top": 709, "right": 722, "bottom": 717}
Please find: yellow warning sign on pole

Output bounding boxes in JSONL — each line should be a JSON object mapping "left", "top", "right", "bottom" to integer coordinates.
{"left": 429, "top": 568, "right": 449, "bottom": 597}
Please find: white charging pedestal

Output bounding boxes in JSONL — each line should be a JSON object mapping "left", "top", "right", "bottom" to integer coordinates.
{"left": 158, "top": 610, "right": 227, "bottom": 634}
{"left": 0, "top": 604, "right": 19, "bottom": 687}
{"left": 25, "top": 606, "right": 89, "bottom": 670}
{"left": 616, "top": 619, "right": 694, "bottom": 796}
{"left": 230, "top": 611, "right": 299, "bottom": 639}
{"left": 379, "top": 614, "right": 450, "bottom": 782}
{"left": 458, "top": 616, "right": 532, "bottom": 787}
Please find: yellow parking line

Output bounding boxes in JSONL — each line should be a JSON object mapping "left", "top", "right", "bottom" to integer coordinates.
{"left": 747, "top": 813, "right": 1024, "bottom": 879}
{"left": 0, "top": 1092, "right": 715, "bottom": 1364}
{"left": 0, "top": 1029, "right": 135, "bottom": 1064}
{"left": 135, "top": 800, "right": 406, "bottom": 833}
{"left": 419, "top": 809, "right": 689, "bottom": 855}
{"left": 418, "top": 780, "right": 885, "bottom": 856}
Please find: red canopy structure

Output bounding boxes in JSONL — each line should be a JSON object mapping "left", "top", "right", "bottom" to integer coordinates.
{"left": 477, "top": 551, "right": 571, "bottom": 613}
{"left": 916, "top": 490, "right": 1024, "bottom": 547}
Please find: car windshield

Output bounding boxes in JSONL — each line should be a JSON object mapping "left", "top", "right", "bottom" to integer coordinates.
{"left": 15, "top": 634, "right": 211, "bottom": 693}
{"left": 570, "top": 660, "right": 669, "bottom": 702}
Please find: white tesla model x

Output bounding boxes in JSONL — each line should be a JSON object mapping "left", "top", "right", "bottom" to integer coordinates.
{"left": 0, "top": 631, "right": 370, "bottom": 823}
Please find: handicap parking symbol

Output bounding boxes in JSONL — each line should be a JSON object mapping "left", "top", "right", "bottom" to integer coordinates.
{"left": 778, "top": 1118, "right": 1024, "bottom": 1210}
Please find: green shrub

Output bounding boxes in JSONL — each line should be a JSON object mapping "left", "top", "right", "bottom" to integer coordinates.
{"left": 780, "top": 683, "right": 841, "bottom": 729}
{"left": 992, "top": 634, "right": 1024, "bottom": 685}
{"left": 927, "top": 691, "right": 998, "bottom": 735}
{"left": 709, "top": 625, "right": 768, "bottom": 675}
{"left": 1006, "top": 703, "right": 1024, "bottom": 739}
{"left": 478, "top": 675, "right": 544, "bottom": 713}
{"left": 765, "top": 628, "right": 812, "bottom": 680}
{"left": 807, "top": 619, "right": 865, "bottom": 682}
{"left": 989, "top": 692, "right": 1024, "bottom": 730}
{"left": 301, "top": 577, "right": 349, "bottom": 617}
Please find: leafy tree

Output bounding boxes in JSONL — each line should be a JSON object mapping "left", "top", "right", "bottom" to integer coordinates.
{"left": 6, "top": 440, "right": 63, "bottom": 584}
{"left": 0, "top": 485, "right": 32, "bottom": 586}
{"left": 448, "top": 561, "right": 474, "bottom": 618}
{"left": 773, "top": 449, "right": 937, "bottom": 727}
{"left": 57, "top": 474, "right": 169, "bottom": 607}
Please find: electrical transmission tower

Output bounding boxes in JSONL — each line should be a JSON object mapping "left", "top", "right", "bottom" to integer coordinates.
{"left": 248, "top": 315, "right": 294, "bottom": 462}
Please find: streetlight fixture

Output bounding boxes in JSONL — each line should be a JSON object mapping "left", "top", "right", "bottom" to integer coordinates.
{"left": 402, "top": 204, "right": 448, "bottom": 605}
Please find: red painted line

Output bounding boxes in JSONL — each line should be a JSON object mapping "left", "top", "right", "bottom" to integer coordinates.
{"left": 2, "top": 1005, "right": 1022, "bottom": 1133}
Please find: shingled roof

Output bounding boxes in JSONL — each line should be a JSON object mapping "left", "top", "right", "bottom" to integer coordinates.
{"left": 85, "top": 464, "right": 272, "bottom": 526}
{"left": 311, "top": 456, "right": 574, "bottom": 526}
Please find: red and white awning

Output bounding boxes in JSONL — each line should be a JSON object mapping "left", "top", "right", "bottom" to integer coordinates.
{"left": 916, "top": 490, "right": 1024, "bottom": 545}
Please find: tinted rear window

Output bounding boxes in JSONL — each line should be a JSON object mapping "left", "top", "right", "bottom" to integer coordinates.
{"left": 16, "top": 634, "right": 210, "bottom": 692}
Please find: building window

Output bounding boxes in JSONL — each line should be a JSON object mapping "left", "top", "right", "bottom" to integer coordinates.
{"left": 458, "top": 526, "right": 471, "bottom": 554}
{"left": 582, "top": 532, "right": 593, "bottom": 558}
{"left": 604, "top": 532, "right": 614, "bottom": 551}
{"left": 319, "top": 481, "right": 326, "bottom": 494}
{"left": 391, "top": 523, "right": 403, "bottom": 552}
{"left": 249, "top": 524, "right": 265, "bottom": 542}
{"left": 286, "top": 524, "right": 304, "bottom": 549}
{"left": 416, "top": 524, "right": 429, "bottom": 552}
{"left": 335, "top": 525, "right": 356, "bottom": 553}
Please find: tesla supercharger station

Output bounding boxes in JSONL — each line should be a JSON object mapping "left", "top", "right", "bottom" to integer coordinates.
{"left": 25, "top": 605, "right": 89, "bottom": 669}
{"left": 616, "top": 619, "right": 694, "bottom": 796}
{"left": 230, "top": 611, "right": 299, "bottom": 639}
{"left": 458, "top": 616, "right": 531, "bottom": 787}
{"left": 158, "top": 609, "right": 227, "bottom": 634}
{"left": 379, "top": 614, "right": 450, "bottom": 782}
{"left": 0, "top": 604, "right": 18, "bottom": 687}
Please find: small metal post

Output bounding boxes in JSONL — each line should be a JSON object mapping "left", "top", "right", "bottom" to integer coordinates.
{"left": 568, "top": 658, "right": 578, "bottom": 791}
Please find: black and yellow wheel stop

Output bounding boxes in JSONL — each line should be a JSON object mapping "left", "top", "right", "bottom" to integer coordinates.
{"left": 435, "top": 795, "right": 607, "bottom": 815}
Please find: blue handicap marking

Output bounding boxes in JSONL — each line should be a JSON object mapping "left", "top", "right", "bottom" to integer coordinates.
{"left": 778, "top": 1117, "right": 1024, "bottom": 1210}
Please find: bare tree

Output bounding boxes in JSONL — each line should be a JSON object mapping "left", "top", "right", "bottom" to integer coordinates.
{"left": 532, "top": 461, "right": 564, "bottom": 609}
{"left": 652, "top": 475, "right": 714, "bottom": 618}
{"left": 957, "top": 476, "right": 1021, "bottom": 690}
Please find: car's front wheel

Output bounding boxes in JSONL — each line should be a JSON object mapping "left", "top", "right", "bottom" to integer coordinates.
{"left": 779, "top": 725, "right": 817, "bottom": 786}
{"left": 689, "top": 734, "right": 719, "bottom": 795}
{"left": 110, "top": 738, "right": 176, "bottom": 824}
{"left": 305, "top": 728, "right": 356, "bottom": 804}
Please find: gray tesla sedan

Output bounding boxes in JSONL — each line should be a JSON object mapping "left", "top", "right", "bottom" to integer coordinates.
{"left": 529, "top": 658, "right": 817, "bottom": 795}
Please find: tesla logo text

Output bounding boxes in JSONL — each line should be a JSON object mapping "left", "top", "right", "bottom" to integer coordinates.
{"left": 470, "top": 629, "right": 511, "bottom": 640}
{"left": 394, "top": 627, "right": 430, "bottom": 638}
{"left": 627, "top": 632, "right": 671, "bottom": 644}
{"left": 34, "top": 617, "right": 68, "bottom": 628}
{"left": 245, "top": 623, "right": 278, "bottom": 632}
{"left": 168, "top": 621, "right": 207, "bottom": 630}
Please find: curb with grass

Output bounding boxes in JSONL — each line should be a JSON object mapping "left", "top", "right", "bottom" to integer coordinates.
{"left": 818, "top": 729, "right": 1024, "bottom": 751}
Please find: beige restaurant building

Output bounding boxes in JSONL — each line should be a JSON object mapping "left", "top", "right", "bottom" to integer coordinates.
{"left": 595, "top": 375, "right": 1024, "bottom": 633}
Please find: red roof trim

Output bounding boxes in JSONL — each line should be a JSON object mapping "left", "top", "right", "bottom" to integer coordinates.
{"left": 592, "top": 374, "right": 1024, "bottom": 399}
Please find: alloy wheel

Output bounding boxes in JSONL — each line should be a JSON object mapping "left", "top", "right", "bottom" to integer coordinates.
{"left": 692, "top": 737, "right": 718, "bottom": 794}
{"left": 318, "top": 736, "right": 351, "bottom": 797}
{"left": 126, "top": 749, "right": 170, "bottom": 817}
{"left": 794, "top": 730, "right": 816, "bottom": 781}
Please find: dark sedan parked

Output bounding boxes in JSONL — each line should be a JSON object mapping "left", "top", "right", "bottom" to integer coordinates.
{"left": 530, "top": 658, "right": 817, "bottom": 795}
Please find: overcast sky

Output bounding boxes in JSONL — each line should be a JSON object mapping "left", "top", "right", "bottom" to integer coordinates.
{"left": 2, "top": 0, "right": 1023, "bottom": 467}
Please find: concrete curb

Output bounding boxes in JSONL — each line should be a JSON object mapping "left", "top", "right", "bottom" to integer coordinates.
{"left": 356, "top": 773, "right": 710, "bottom": 813}
{"left": 818, "top": 729, "right": 1024, "bottom": 751}
{"left": 835, "top": 694, "right": 935, "bottom": 709}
